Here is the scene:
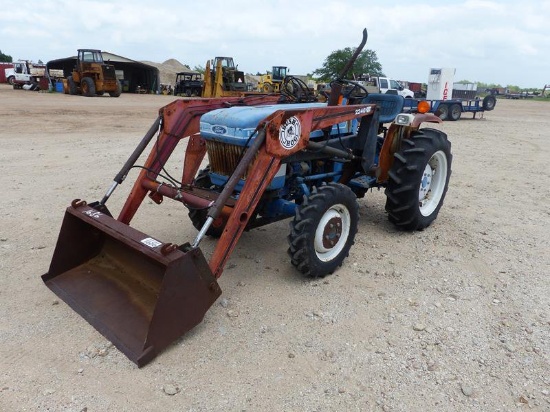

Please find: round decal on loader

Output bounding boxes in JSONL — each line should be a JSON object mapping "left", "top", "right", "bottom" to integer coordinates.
{"left": 279, "top": 116, "right": 301, "bottom": 150}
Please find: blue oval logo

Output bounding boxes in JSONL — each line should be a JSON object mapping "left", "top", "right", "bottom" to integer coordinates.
{"left": 212, "top": 125, "right": 227, "bottom": 134}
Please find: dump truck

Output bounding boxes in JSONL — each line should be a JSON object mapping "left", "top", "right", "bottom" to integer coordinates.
{"left": 42, "top": 29, "right": 452, "bottom": 367}
{"left": 67, "top": 49, "right": 122, "bottom": 97}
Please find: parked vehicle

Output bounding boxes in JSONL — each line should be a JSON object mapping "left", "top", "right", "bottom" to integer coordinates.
{"left": 8, "top": 61, "right": 45, "bottom": 89}
{"left": 354, "top": 75, "right": 415, "bottom": 98}
{"left": 202, "top": 56, "right": 247, "bottom": 97}
{"left": 257, "top": 66, "right": 288, "bottom": 93}
{"left": 403, "top": 95, "right": 496, "bottom": 121}
{"left": 400, "top": 67, "right": 497, "bottom": 120}
{"left": 67, "top": 49, "right": 121, "bottom": 97}
{"left": 174, "top": 71, "right": 203, "bottom": 96}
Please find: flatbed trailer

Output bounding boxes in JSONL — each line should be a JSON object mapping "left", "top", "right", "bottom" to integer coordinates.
{"left": 403, "top": 95, "right": 496, "bottom": 121}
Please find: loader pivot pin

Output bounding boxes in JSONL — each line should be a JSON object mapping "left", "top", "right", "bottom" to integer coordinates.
{"left": 160, "top": 243, "right": 178, "bottom": 256}
{"left": 71, "top": 199, "right": 87, "bottom": 208}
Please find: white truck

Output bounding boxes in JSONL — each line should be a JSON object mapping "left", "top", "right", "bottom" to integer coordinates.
{"left": 6, "top": 61, "right": 45, "bottom": 88}
{"left": 355, "top": 75, "right": 415, "bottom": 98}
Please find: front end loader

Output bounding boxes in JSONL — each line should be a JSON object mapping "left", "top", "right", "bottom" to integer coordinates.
{"left": 42, "top": 30, "right": 452, "bottom": 367}
{"left": 67, "top": 49, "right": 122, "bottom": 97}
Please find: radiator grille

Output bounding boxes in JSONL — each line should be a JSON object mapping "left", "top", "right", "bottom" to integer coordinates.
{"left": 206, "top": 141, "right": 256, "bottom": 178}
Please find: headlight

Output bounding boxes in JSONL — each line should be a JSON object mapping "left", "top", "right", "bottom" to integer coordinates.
{"left": 395, "top": 113, "right": 414, "bottom": 126}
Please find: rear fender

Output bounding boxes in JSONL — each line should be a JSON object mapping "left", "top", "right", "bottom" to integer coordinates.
{"left": 376, "top": 112, "right": 442, "bottom": 182}
{"left": 411, "top": 112, "right": 442, "bottom": 128}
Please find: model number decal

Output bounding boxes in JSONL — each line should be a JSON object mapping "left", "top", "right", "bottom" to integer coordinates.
{"left": 141, "top": 237, "right": 162, "bottom": 248}
{"left": 279, "top": 116, "right": 301, "bottom": 150}
{"left": 355, "top": 106, "right": 372, "bottom": 115}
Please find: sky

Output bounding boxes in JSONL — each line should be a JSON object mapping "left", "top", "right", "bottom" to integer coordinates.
{"left": 1, "top": 0, "right": 549, "bottom": 88}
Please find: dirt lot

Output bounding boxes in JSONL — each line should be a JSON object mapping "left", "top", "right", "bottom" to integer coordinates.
{"left": 0, "top": 84, "right": 548, "bottom": 411}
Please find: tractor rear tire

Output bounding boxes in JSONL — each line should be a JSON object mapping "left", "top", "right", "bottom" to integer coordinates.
{"left": 449, "top": 103, "right": 462, "bottom": 121}
{"left": 188, "top": 167, "right": 225, "bottom": 237}
{"left": 81, "top": 77, "right": 96, "bottom": 97}
{"left": 67, "top": 76, "right": 77, "bottom": 95}
{"left": 437, "top": 104, "right": 449, "bottom": 120}
{"left": 385, "top": 128, "right": 452, "bottom": 231}
{"left": 288, "top": 183, "right": 359, "bottom": 278}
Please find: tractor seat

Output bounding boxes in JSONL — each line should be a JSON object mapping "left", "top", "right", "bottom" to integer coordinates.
{"left": 362, "top": 93, "right": 404, "bottom": 123}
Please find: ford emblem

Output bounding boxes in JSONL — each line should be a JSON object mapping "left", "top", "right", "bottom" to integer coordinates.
{"left": 212, "top": 125, "right": 227, "bottom": 134}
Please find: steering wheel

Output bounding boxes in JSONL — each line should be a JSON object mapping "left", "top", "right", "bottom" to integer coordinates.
{"left": 339, "top": 79, "right": 369, "bottom": 102}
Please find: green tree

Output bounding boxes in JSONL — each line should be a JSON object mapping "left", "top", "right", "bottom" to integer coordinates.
{"left": 193, "top": 64, "right": 205, "bottom": 74}
{"left": 313, "top": 48, "right": 383, "bottom": 82}
{"left": 0, "top": 50, "right": 13, "bottom": 62}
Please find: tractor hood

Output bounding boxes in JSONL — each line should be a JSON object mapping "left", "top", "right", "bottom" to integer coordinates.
{"left": 200, "top": 102, "right": 354, "bottom": 146}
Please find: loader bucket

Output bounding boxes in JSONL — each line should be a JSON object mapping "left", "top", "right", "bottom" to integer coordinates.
{"left": 42, "top": 201, "right": 221, "bottom": 367}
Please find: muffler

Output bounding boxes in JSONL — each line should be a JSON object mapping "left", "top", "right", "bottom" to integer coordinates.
{"left": 42, "top": 200, "right": 221, "bottom": 367}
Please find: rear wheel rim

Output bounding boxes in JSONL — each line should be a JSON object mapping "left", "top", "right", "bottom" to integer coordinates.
{"left": 419, "top": 150, "right": 448, "bottom": 216}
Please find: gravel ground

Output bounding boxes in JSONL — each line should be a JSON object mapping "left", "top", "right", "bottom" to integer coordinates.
{"left": 0, "top": 84, "right": 548, "bottom": 411}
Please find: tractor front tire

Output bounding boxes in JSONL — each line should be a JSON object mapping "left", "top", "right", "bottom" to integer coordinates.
{"left": 288, "top": 183, "right": 359, "bottom": 278}
{"left": 188, "top": 208, "right": 225, "bottom": 238}
{"left": 385, "top": 128, "right": 452, "bottom": 231}
{"left": 81, "top": 77, "right": 96, "bottom": 97}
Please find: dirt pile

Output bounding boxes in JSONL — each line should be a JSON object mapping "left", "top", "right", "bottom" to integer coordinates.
{"left": 141, "top": 58, "right": 199, "bottom": 86}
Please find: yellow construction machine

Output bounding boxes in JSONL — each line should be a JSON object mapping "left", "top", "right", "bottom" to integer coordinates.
{"left": 257, "top": 66, "right": 288, "bottom": 93}
{"left": 67, "top": 49, "right": 121, "bottom": 97}
{"left": 202, "top": 56, "right": 249, "bottom": 97}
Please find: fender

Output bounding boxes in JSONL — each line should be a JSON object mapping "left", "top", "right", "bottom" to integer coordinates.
{"left": 376, "top": 112, "right": 442, "bottom": 182}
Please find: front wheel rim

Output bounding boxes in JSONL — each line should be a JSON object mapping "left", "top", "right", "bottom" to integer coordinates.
{"left": 418, "top": 150, "right": 448, "bottom": 216}
{"left": 314, "top": 204, "right": 351, "bottom": 262}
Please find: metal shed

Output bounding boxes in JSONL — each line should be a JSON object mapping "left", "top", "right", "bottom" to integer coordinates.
{"left": 46, "top": 51, "right": 160, "bottom": 94}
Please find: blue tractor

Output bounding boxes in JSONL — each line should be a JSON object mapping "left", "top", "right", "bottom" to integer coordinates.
{"left": 189, "top": 85, "right": 452, "bottom": 277}
{"left": 42, "top": 29, "right": 452, "bottom": 367}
